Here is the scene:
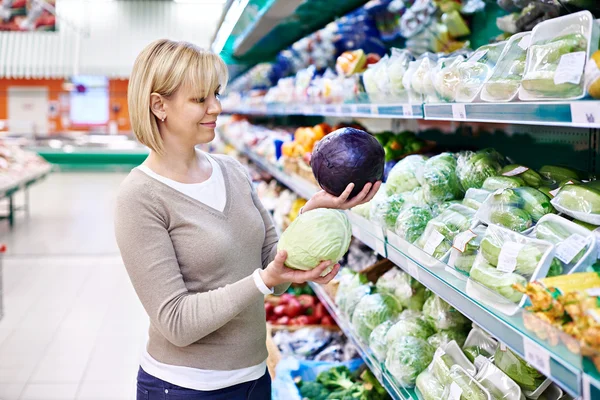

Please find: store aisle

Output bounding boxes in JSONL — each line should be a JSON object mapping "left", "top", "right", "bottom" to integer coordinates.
{"left": 0, "top": 172, "right": 149, "bottom": 400}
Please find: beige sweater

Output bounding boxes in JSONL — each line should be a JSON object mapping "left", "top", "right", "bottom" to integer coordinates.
{"left": 115, "top": 155, "right": 288, "bottom": 370}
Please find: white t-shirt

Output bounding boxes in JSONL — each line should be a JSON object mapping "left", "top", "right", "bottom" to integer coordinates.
{"left": 135, "top": 152, "right": 273, "bottom": 390}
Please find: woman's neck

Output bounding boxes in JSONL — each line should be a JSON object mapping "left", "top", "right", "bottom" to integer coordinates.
{"left": 144, "top": 145, "right": 212, "bottom": 184}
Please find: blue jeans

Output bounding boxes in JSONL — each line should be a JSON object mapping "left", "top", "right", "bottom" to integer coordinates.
{"left": 136, "top": 366, "right": 272, "bottom": 400}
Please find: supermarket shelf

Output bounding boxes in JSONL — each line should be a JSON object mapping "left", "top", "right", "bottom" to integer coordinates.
{"left": 0, "top": 164, "right": 51, "bottom": 197}
{"left": 309, "top": 281, "right": 415, "bottom": 400}
{"left": 224, "top": 100, "right": 600, "bottom": 128}
{"left": 230, "top": 142, "right": 592, "bottom": 397}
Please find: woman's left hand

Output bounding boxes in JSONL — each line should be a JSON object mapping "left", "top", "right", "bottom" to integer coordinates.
{"left": 303, "top": 181, "right": 382, "bottom": 213}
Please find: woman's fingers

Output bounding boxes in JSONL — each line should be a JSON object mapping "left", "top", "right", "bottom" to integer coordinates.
{"left": 362, "top": 181, "right": 382, "bottom": 203}
{"left": 312, "top": 263, "right": 341, "bottom": 284}
{"left": 335, "top": 183, "right": 354, "bottom": 205}
{"left": 273, "top": 250, "right": 287, "bottom": 268}
{"left": 344, "top": 182, "right": 373, "bottom": 208}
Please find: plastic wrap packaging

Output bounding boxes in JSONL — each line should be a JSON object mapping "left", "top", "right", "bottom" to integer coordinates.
{"left": 520, "top": 11, "right": 599, "bottom": 100}
{"left": 534, "top": 214, "right": 596, "bottom": 275}
{"left": 475, "top": 187, "right": 556, "bottom": 232}
{"left": 462, "top": 327, "right": 499, "bottom": 363}
{"left": 482, "top": 176, "right": 526, "bottom": 191}
{"left": 456, "top": 149, "right": 507, "bottom": 191}
{"left": 420, "top": 152, "right": 465, "bottom": 204}
{"left": 335, "top": 270, "right": 368, "bottom": 312}
{"left": 463, "top": 188, "right": 493, "bottom": 211}
{"left": 370, "top": 192, "right": 411, "bottom": 230}
{"left": 415, "top": 368, "right": 445, "bottom": 400}
{"left": 416, "top": 204, "right": 475, "bottom": 260}
{"left": 431, "top": 54, "right": 466, "bottom": 102}
{"left": 363, "top": 56, "right": 390, "bottom": 103}
{"left": 551, "top": 180, "right": 600, "bottom": 225}
{"left": 385, "top": 315, "right": 435, "bottom": 345}
{"left": 409, "top": 53, "right": 438, "bottom": 102}
{"left": 499, "top": 164, "right": 553, "bottom": 188}
{"left": 445, "top": 365, "right": 492, "bottom": 400}
{"left": 482, "top": 32, "right": 531, "bottom": 102}
{"left": 388, "top": 48, "right": 414, "bottom": 100}
{"left": 351, "top": 293, "right": 401, "bottom": 341}
{"left": 448, "top": 225, "right": 488, "bottom": 277}
{"left": 338, "top": 282, "right": 372, "bottom": 319}
{"left": 385, "top": 335, "right": 435, "bottom": 388}
{"left": 427, "top": 329, "right": 468, "bottom": 348}
{"left": 422, "top": 294, "right": 470, "bottom": 332}
{"left": 394, "top": 205, "right": 434, "bottom": 244}
{"left": 474, "top": 355, "right": 524, "bottom": 400}
{"left": 375, "top": 268, "right": 431, "bottom": 311}
{"left": 386, "top": 155, "right": 428, "bottom": 195}
{"left": 455, "top": 41, "right": 507, "bottom": 102}
{"left": 493, "top": 345, "right": 550, "bottom": 396}
{"left": 467, "top": 224, "right": 555, "bottom": 315}
{"left": 369, "top": 320, "right": 395, "bottom": 362}
{"left": 430, "top": 342, "right": 477, "bottom": 386}
{"left": 403, "top": 59, "right": 424, "bottom": 103}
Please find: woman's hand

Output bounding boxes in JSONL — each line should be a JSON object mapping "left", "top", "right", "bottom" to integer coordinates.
{"left": 260, "top": 250, "right": 341, "bottom": 289}
{"left": 303, "top": 181, "right": 382, "bottom": 213}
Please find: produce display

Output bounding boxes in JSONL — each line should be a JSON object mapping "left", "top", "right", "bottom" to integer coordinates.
{"left": 296, "top": 365, "right": 390, "bottom": 400}
{"left": 265, "top": 289, "right": 338, "bottom": 328}
{"left": 272, "top": 328, "right": 359, "bottom": 363}
{"left": 0, "top": 142, "right": 50, "bottom": 189}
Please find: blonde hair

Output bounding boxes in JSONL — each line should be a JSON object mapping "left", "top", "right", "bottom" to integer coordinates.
{"left": 128, "top": 39, "right": 228, "bottom": 153}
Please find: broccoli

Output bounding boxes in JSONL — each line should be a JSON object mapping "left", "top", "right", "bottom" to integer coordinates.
{"left": 316, "top": 366, "right": 355, "bottom": 392}
{"left": 299, "top": 381, "right": 329, "bottom": 400}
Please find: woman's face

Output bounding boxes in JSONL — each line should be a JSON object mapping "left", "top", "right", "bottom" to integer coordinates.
{"left": 161, "top": 82, "right": 222, "bottom": 146}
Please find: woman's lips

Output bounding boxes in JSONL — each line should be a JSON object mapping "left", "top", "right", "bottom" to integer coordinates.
{"left": 200, "top": 122, "right": 217, "bottom": 128}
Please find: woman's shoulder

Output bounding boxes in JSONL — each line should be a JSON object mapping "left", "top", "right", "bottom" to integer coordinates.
{"left": 116, "top": 168, "right": 157, "bottom": 208}
{"left": 210, "top": 154, "right": 250, "bottom": 181}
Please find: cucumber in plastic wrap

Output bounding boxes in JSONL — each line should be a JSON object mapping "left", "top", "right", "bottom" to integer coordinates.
{"left": 482, "top": 176, "right": 526, "bottom": 191}
{"left": 551, "top": 181, "right": 600, "bottom": 224}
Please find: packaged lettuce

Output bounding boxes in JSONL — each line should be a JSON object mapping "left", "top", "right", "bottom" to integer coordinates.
{"left": 427, "top": 330, "right": 468, "bottom": 348}
{"left": 386, "top": 336, "right": 435, "bottom": 388}
{"left": 421, "top": 153, "right": 465, "bottom": 204}
{"left": 456, "top": 41, "right": 507, "bottom": 102}
{"left": 351, "top": 293, "right": 401, "bottom": 341}
{"left": 370, "top": 193, "right": 409, "bottom": 230}
{"left": 410, "top": 53, "right": 438, "bottom": 102}
{"left": 416, "top": 369, "right": 444, "bottom": 400}
{"left": 494, "top": 346, "right": 546, "bottom": 393}
{"left": 394, "top": 205, "right": 434, "bottom": 244}
{"left": 416, "top": 204, "right": 475, "bottom": 260}
{"left": 448, "top": 225, "right": 487, "bottom": 276}
{"left": 385, "top": 315, "right": 435, "bottom": 345}
{"left": 462, "top": 327, "right": 498, "bottom": 363}
{"left": 422, "top": 294, "right": 470, "bottom": 332}
{"left": 375, "top": 268, "right": 431, "bottom": 311}
{"left": 386, "top": 155, "right": 427, "bottom": 195}
{"left": 456, "top": 149, "right": 506, "bottom": 191}
{"left": 551, "top": 180, "right": 600, "bottom": 225}
{"left": 369, "top": 320, "right": 395, "bottom": 361}
{"left": 474, "top": 355, "right": 524, "bottom": 400}
{"left": 447, "top": 365, "right": 491, "bottom": 400}
{"left": 482, "top": 32, "right": 530, "bottom": 102}
{"left": 432, "top": 54, "right": 465, "bottom": 102}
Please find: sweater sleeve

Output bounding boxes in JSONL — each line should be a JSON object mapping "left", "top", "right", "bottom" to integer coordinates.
{"left": 114, "top": 182, "right": 264, "bottom": 348}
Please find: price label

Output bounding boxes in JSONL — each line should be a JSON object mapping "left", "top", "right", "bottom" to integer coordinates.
{"left": 402, "top": 104, "right": 413, "bottom": 117}
{"left": 497, "top": 242, "right": 525, "bottom": 273}
{"left": 523, "top": 337, "right": 551, "bottom": 377}
{"left": 556, "top": 233, "right": 588, "bottom": 264}
{"left": 449, "top": 382, "right": 463, "bottom": 400}
{"left": 423, "top": 230, "right": 446, "bottom": 256}
{"left": 555, "top": 51, "right": 586, "bottom": 85}
{"left": 453, "top": 229, "right": 478, "bottom": 252}
{"left": 370, "top": 104, "right": 379, "bottom": 115}
{"left": 500, "top": 343, "right": 507, "bottom": 351}
{"left": 452, "top": 103, "right": 467, "bottom": 120}
{"left": 549, "top": 187, "right": 561, "bottom": 197}
{"left": 518, "top": 35, "right": 532, "bottom": 50}
{"left": 502, "top": 166, "right": 529, "bottom": 177}
{"left": 571, "top": 102, "right": 600, "bottom": 126}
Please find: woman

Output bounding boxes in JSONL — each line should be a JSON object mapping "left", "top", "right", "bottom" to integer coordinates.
{"left": 115, "top": 39, "right": 380, "bottom": 400}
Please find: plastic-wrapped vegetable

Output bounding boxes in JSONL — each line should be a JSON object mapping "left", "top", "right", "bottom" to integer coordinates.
{"left": 369, "top": 320, "right": 395, "bottom": 361}
{"left": 494, "top": 346, "right": 546, "bottom": 393}
{"left": 416, "top": 204, "right": 475, "bottom": 259}
{"left": 335, "top": 270, "right": 366, "bottom": 308}
{"left": 481, "top": 176, "right": 526, "bottom": 191}
{"left": 456, "top": 41, "right": 507, "bottom": 102}
{"left": 462, "top": 188, "right": 492, "bottom": 211}
{"left": 432, "top": 55, "right": 465, "bottom": 102}
{"left": 538, "top": 165, "right": 582, "bottom": 183}
{"left": 370, "top": 193, "right": 408, "bottom": 230}
{"left": 341, "top": 284, "right": 372, "bottom": 319}
{"left": 386, "top": 336, "right": 435, "bottom": 388}
{"left": 474, "top": 355, "right": 524, "bottom": 400}
{"left": 456, "top": 149, "right": 506, "bottom": 190}
{"left": 469, "top": 259, "right": 527, "bottom": 303}
{"left": 448, "top": 225, "right": 487, "bottom": 276}
{"left": 385, "top": 316, "right": 436, "bottom": 344}
{"left": 422, "top": 295, "right": 470, "bottom": 332}
{"left": 395, "top": 205, "right": 434, "bottom": 244}
{"left": 375, "top": 268, "right": 431, "bottom": 310}
{"left": 388, "top": 48, "right": 413, "bottom": 100}
{"left": 462, "top": 328, "right": 498, "bottom": 363}
{"left": 386, "top": 155, "right": 427, "bottom": 195}
{"left": 427, "top": 330, "right": 468, "bottom": 349}
{"left": 351, "top": 293, "right": 401, "bottom": 341}
{"left": 499, "top": 164, "right": 550, "bottom": 188}
{"left": 363, "top": 60, "right": 388, "bottom": 102}
{"left": 551, "top": 181, "right": 600, "bottom": 224}
{"left": 367, "top": 183, "right": 394, "bottom": 221}
{"left": 447, "top": 365, "right": 490, "bottom": 400}
{"left": 416, "top": 369, "right": 444, "bottom": 400}
{"left": 482, "top": 32, "right": 530, "bottom": 102}
{"left": 421, "top": 153, "right": 465, "bottom": 204}
{"left": 410, "top": 53, "right": 438, "bottom": 100}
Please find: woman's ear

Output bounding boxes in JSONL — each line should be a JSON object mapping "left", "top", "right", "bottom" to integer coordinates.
{"left": 150, "top": 93, "right": 166, "bottom": 120}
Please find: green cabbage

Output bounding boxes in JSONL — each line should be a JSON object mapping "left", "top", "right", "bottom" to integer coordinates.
{"left": 370, "top": 193, "right": 407, "bottom": 230}
{"left": 278, "top": 209, "right": 351, "bottom": 273}
{"left": 421, "top": 153, "right": 465, "bottom": 204}
{"left": 394, "top": 206, "right": 433, "bottom": 244}
{"left": 386, "top": 155, "right": 428, "bottom": 195}
{"left": 386, "top": 336, "right": 435, "bottom": 387}
{"left": 456, "top": 149, "right": 505, "bottom": 190}
{"left": 385, "top": 317, "right": 436, "bottom": 345}
{"left": 370, "top": 320, "right": 395, "bottom": 361}
{"left": 494, "top": 346, "right": 546, "bottom": 392}
{"left": 340, "top": 284, "right": 372, "bottom": 319}
{"left": 351, "top": 293, "right": 402, "bottom": 341}
{"left": 422, "top": 295, "right": 469, "bottom": 332}
{"left": 375, "top": 268, "right": 431, "bottom": 311}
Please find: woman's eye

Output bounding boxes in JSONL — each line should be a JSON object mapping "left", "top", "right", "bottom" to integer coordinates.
{"left": 215, "top": 92, "right": 221, "bottom": 98}
{"left": 195, "top": 98, "right": 206, "bottom": 103}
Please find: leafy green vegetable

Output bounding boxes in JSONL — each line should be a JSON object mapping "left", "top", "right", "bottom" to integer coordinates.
{"left": 341, "top": 284, "right": 372, "bottom": 319}
{"left": 456, "top": 150, "right": 505, "bottom": 190}
{"left": 386, "top": 336, "right": 435, "bottom": 387}
{"left": 427, "top": 330, "right": 468, "bottom": 348}
{"left": 352, "top": 293, "right": 402, "bottom": 341}
{"left": 422, "top": 295, "right": 469, "bottom": 332}
{"left": 299, "top": 381, "right": 329, "bottom": 400}
{"left": 416, "top": 369, "right": 444, "bottom": 400}
{"left": 421, "top": 153, "right": 465, "bottom": 204}
{"left": 416, "top": 205, "right": 475, "bottom": 259}
{"left": 369, "top": 321, "right": 395, "bottom": 361}
{"left": 385, "top": 317, "right": 436, "bottom": 345}
{"left": 482, "top": 176, "right": 525, "bottom": 191}
{"left": 335, "top": 271, "right": 369, "bottom": 317}
{"left": 375, "top": 268, "right": 431, "bottom": 311}
{"left": 489, "top": 206, "right": 533, "bottom": 232}
{"left": 394, "top": 206, "right": 433, "bottom": 244}
{"left": 370, "top": 193, "right": 407, "bottom": 230}
{"left": 386, "top": 155, "right": 427, "bottom": 195}
{"left": 494, "top": 346, "right": 546, "bottom": 392}
{"left": 316, "top": 366, "right": 355, "bottom": 391}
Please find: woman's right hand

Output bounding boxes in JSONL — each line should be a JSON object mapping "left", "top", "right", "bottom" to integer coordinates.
{"left": 259, "top": 250, "right": 341, "bottom": 289}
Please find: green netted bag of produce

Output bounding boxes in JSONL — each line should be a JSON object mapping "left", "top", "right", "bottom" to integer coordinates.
{"left": 386, "top": 336, "right": 435, "bottom": 388}
{"left": 494, "top": 345, "right": 547, "bottom": 393}
{"left": 456, "top": 149, "right": 506, "bottom": 190}
{"left": 351, "top": 293, "right": 401, "bottom": 341}
{"left": 394, "top": 205, "right": 434, "bottom": 244}
{"left": 386, "top": 155, "right": 428, "bottom": 195}
{"left": 416, "top": 204, "right": 475, "bottom": 259}
{"left": 421, "top": 153, "right": 465, "bottom": 204}
{"left": 448, "top": 225, "right": 487, "bottom": 276}
{"left": 422, "top": 294, "right": 470, "bottom": 332}
{"left": 369, "top": 320, "right": 395, "bottom": 361}
{"left": 551, "top": 181, "right": 600, "bottom": 225}
{"left": 375, "top": 268, "right": 431, "bottom": 311}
